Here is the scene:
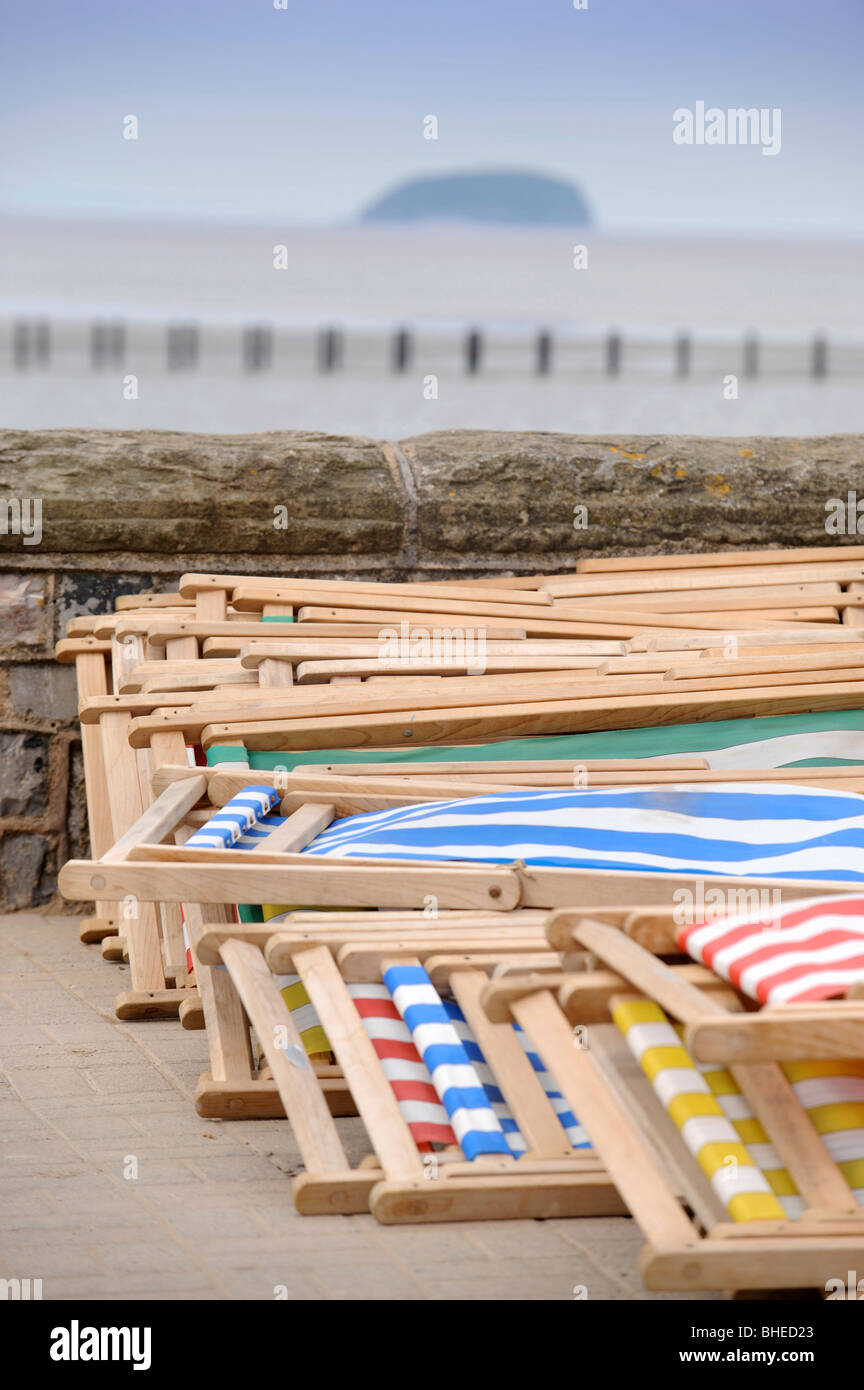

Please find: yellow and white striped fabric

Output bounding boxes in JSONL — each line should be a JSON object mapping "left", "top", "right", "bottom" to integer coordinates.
{"left": 613, "top": 999, "right": 864, "bottom": 1221}
{"left": 684, "top": 1039, "right": 803, "bottom": 1221}
{"left": 613, "top": 999, "right": 790, "bottom": 1223}
{"left": 261, "top": 903, "right": 382, "bottom": 1059}
{"left": 262, "top": 905, "right": 331, "bottom": 1058}
{"left": 782, "top": 1059, "right": 864, "bottom": 1203}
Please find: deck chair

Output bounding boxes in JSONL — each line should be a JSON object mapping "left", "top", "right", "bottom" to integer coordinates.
{"left": 188, "top": 915, "right": 622, "bottom": 1222}
{"left": 191, "top": 896, "right": 561, "bottom": 1121}
{"left": 482, "top": 913, "right": 864, "bottom": 1291}
{"left": 124, "top": 662, "right": 864, "bottom": 752}
{"left": 191, "top": 572, "right": 853, "bottom": 639}
{"left": 60, "top": 775, "right": 864, "bottom": 1028}
{"left": 63, "top": 580, "right": 289, "bottom": 1017}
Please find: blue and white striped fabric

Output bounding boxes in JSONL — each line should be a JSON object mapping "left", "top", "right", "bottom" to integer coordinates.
{"left": 443, "top": 1002, "right": 592, "bottom": 1153}
{"left": 514, "top": 1024, "right": 591, "bottom": 1148}
{"left": 184, "top": 786, "right": 280, "bottom": 849}
{"left": 383, "top": 963, "right": 513, "bottom": 1160}
{"left": 301, "top": 783, "right": 864, "bottom": 881}
{"left": 443, "top": 1000, "right": 526, "bottom": 1155}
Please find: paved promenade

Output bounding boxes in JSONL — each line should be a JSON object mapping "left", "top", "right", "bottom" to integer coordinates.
{"left": 0, "top": 913, "right": 718, "bottom": 1302}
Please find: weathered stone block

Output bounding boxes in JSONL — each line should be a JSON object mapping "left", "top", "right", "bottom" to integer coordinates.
{"left": 0, "top": 732, "right": 49, "bottom": 817}
{"left": 0, "top": 574, "right": 52, "bottom": 655}
{"left": 0, "top": 430, "right": 404, "bottom": 556}
{"left": 402, "top": 431, "right": 863, "bottom": 561}
{"left": 8, "top": 664, "right": 77, "bottom": 723}
{"left": 1, "top": 832, "right": 56, "bottom": 908}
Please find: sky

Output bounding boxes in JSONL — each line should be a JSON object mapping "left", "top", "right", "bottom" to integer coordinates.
{"left": 1, "top": 0, "right": 862, "bottom": 234}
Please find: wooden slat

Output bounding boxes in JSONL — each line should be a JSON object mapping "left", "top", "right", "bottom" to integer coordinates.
{"left": 574, "top": 545, "right": 864, "bottom": 574}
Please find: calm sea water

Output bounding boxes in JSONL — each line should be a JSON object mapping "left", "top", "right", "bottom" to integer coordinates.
{"left": 1, "top": 217, "right": 861, "bottom": 435}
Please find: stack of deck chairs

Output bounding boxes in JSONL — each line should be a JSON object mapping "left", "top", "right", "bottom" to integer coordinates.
{"left": 56, "top": 544, "right": 864, "bottom": 1294}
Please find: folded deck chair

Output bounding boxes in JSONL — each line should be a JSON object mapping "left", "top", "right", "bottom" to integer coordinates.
{"left": 157, "top": 774, "right": 864, "bottom": 909}
{"left": 62, "top": 779, "right": 864, "bottom": 929}
{"left": 199, "top": 709, "right": 864, "bottom": 771}
{"left": 667, "top": 893, "right": 864, "bottom": 1065}
{"left": 482, "top": 916, "right": 864, "bottom": 1291}
{"left": 191, "top": 920, "right": 620, "bottom": 1222}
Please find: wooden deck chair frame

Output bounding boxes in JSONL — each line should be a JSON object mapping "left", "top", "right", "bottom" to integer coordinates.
{"left": 188, "top": 917, "right": 625, "bottom": 1223}
{"left": 198, "top": 573, "right": 850, "bottom": 638}
{"left": 570, "top": 542, "right": 864, "bottom": 578}
{"left": 482, "top": 914, "right": 864, "bottom": 1291}
{"left": 125, "top": 676, "right": 864, "bottom": 756}
{"left": 55, "top": 630, "right": 119, "bottom": 944}
{"left": 63, "top": 582, "right": 274, "bottom": 1019}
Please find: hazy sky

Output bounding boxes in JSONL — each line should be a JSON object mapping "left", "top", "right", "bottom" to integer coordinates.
{"left": 2, "top": 0, "right": 862, "bottom": 233}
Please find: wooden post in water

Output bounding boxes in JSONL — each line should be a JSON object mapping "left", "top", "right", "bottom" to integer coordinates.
{"left": 606, "top": 331, "right": 621, "bottom": 377}
{"left": 536, "top": 330, "right": 553, "bottom": 375}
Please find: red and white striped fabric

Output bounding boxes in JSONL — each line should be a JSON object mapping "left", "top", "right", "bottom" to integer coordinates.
{"left": 347, "top": 983, "right": 456, "bottom": 1148}
{"left": 677, "top": 894, "right": 864, "bottom": 1005}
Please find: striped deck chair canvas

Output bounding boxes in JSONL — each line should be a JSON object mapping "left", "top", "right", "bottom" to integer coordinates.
{"left": 382, "top": 962, "right": 586, "bottom": 1160}
{"left": 300, "top": 783, "right": 864, "bottom": 882}
{"left": 677, "top": 894, "right": 864, "bottom": 1004}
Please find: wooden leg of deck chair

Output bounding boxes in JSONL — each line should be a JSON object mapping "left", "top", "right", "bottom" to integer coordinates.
{"left": 134, "top": 736, "right": 194, "bottom": 996}
{"left": 141, "top": 727, "right": 211, "bottom": 1025}
{"left": 160, "top": 901, "right": 189, "bottom": 988}
{"left": 218, "top": 938, "right": 370, "bottom": 1202}
{"left": 258, "top": 602, "right": 295, "bottom": 688}
{"left": 119, "top": 592, "right": 225, "bottom": 1017}
{"left": 291, "top": 944, "right": 422, "bottom": 1212}
{"left": 101, "top": 712, "right": 184, "bottom": 1018}
{"left": 76, "top": 651, "right": 120, "bottom": 943}
{"left": 182, "top": 900, "right": 261, "bottom": 1110}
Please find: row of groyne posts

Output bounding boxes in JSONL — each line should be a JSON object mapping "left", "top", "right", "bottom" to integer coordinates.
{"left": 5, "top": 319, "right": 837, "bottom": 378}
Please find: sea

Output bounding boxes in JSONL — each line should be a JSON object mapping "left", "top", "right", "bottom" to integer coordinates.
{"left": 1, "top": 216, "right": 861, "bottom": 437}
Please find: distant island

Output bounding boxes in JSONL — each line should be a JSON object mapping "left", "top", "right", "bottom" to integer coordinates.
{"left": 360, "top": 170, "right": 592, "bottom": 226}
